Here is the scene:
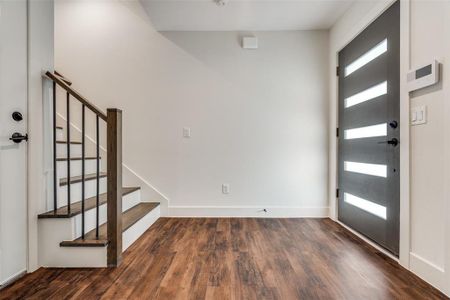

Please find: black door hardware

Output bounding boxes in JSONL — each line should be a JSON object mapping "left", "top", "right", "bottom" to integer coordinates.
{"left": 378, "top": 138, "right": 398, "bottom": 146}
{"left": 389, "top": 120, "right": 398, "bottom": 129}
{"left": 12, "top": 111, "right": 23, "bottom": 122}
{"left": 10, "top": 132, "right": 28, "bottom": 143}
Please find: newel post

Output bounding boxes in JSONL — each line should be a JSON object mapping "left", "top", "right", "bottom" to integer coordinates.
{"left": 107, "top": 108, "right": 123, "bottom": 267}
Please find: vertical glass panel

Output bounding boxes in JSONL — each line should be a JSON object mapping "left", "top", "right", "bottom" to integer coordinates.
{"left": 344, "top": 192, "right": 387, "bottom": 219}
{"left": 345, "top": 39, "right": 388, "bottom": 77}
{"left": 345, "top": 81, "right": 387, "bottom": 108}
{"left": 344, "top": 123, "right": 387, "bottom": 140}
{"left": 344, "top": 161, "right": 387, "bottom": 178}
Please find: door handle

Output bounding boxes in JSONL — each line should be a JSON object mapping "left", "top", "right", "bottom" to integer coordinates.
{"left": 9, "top": 132, "right": 28, "bottom": 144}
{"left": 378, "top": 138, "right": 398, "bottom": 146}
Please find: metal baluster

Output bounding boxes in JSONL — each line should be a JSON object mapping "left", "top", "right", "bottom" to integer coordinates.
{"left": 81, "top": 104, "right": 85, "bottom": 239}
{"left": 96, "top": 115, "right": 100, "bottom": 239}
{"left": 66, "top": 92, "right": 71, "bottom": 215}
{"left": 53, "top": 81, "right": 57, "bottom": 213}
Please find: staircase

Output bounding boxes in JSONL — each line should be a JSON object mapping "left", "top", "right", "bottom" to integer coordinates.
{"left": 37, "top": 71, "right": 160, "bottom": 268}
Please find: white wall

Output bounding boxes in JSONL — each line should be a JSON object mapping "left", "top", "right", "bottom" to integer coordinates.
{"left": 329, "top": 0, "right": 450, "bottom": 296}
{"left": 54, "top": 0, "right": 330, "bottom": 217}
{"left": 28, "top": 0, "right": 54, "bottom": 272}
{"left": 409, "top": 0, "right": 450, "bottom": 294}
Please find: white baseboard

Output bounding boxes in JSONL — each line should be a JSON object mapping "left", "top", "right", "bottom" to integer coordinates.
{"left": 0, "top": 269, "right": 26, "bottom": 288}
{"left": 410, "top": 252, "right": 448, "bottom": 296}
{"left": 168, "top": 206, "right": 329, "bottom": 218}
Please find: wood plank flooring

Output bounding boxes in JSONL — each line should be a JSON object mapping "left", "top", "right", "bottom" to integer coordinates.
{"left": 1, "top": 218, "right": 447, "bottom": 299}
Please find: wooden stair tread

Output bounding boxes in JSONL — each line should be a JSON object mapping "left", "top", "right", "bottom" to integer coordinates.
{"left": 60, "top": 202, "right": 160, "bottom": 247}
{"left": 56, "top": 140, "right": 82, "bottom": 145}
{"left": 60, "top": 239, "right": 109, "bottom": 247}
{"left": 60, "top": 172, "right": 107, "bottom": 186}
{"left": 38, "top": 187, "right": 140, "bottom": 219}
{"left": 56, "top": 157, "right": 101, "bottom": 161}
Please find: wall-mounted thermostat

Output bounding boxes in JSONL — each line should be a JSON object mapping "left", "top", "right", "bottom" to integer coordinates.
{"left": 407, "top": 60, "right": 440, "bottom": 92}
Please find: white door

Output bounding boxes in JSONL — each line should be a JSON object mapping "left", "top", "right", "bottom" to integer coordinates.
{"left": 0, "top": 0, "right": 28, "bottom": 286}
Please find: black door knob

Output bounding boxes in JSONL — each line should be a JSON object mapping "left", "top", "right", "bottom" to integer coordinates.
{"left": 389, "top": 120, "right": 398, "bottom": 129}
{"left": 12, "top": 111, "right": 23, "bottom": 122}
{"left": 9, "top": 132, "right": 28, "bottom": 144}
{"left": 378, "top": 138, "right": 399, "bottom": 147}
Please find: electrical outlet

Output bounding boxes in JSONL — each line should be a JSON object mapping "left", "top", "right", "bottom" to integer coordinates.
{"left": 222, "top": 184, "right": 230, "bottom": 194}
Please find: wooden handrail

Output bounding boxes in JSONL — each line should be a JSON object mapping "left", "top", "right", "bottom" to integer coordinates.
{"left": 45, "top": 71, "right": 107, "bottom": 121}
{"left": 54, "top": 70, "right": 72, "bottom": 86}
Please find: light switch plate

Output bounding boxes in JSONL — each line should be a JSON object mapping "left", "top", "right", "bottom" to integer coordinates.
{"left": 242, "top": 37, "right": 258, "bottom": 49}
{"left": 183, "top": 127, "right": 191, "bottom": 138}
{"left": 222, "top": 184, "right": 230, "bottom": 194}
{"left": 411, "top": 106, "right": 427, "bottom": 125}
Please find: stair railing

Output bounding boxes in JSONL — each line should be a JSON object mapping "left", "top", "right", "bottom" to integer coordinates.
{"left": 45, "top": 71, "right": 123, "bottom": 266}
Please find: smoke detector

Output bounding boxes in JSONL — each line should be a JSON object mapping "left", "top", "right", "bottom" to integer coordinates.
{"left": 215, "top": 0, "right": 228, "bottom": 6}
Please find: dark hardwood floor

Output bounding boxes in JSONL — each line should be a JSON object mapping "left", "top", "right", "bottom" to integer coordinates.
{"left": 1, "top": 218, "right": 447, "bottom": 299}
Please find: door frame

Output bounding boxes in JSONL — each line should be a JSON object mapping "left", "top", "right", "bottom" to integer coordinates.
{"left": 329, "top": 0, "right": 411, "bottom": 268}
{"left": 26, "top": 0, "right": 54, "bottom": 274}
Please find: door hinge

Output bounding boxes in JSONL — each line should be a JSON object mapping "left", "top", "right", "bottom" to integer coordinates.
{"left": 336, "top": 66, "right": 340, "bottom": 76}
{"left": 336, "top": 188, "right": 340, "bottom": 198}
{"left": 336, "top": 127, "right": 339, "bottom": 138}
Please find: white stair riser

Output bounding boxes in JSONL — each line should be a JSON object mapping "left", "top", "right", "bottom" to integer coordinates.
{"left": 57, "top": 159, "right": 102, "bottom": 179}
{"left": 123, "top": 205, "right": 160, "bottom": 251}
{"left": 56, "top": 143, "right": 82, "bottom": 157}
{"left": 56, "top": 128, "right": 64, "bottom": 141}
{"left": 57, "top": 177, "right": 107, "bottom": 208}
{"left": 71, "top": 190, "right": 141, "bottom": 239}
{"left": 73, "top": 203, "right": 107, "bottom": 239}
{"left": 123, "top": 189, "right": 141, "bottom": 212}
{"left": 38, "top": 218, "right": 107, "bottom": 268}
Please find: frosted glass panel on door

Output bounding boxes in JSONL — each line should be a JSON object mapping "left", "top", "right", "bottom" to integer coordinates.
{"left": 345, "top": 39, "right": 387, "bottom": 77}
{"left": 344, "top": 161, "right": 387, "bottom": 178}
{"left": 344, "top": 123, "right": 387, "bottom": 140}
{"left": 344, "top": 192, "right": 387, "bottom": 219}
{"left": 345, "top": 81, "right": 387, "bottom": 108}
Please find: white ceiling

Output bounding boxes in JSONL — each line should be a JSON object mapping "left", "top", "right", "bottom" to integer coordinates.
{"left": 141, "top": 0, "right": 355, "bottom": 31}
